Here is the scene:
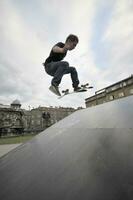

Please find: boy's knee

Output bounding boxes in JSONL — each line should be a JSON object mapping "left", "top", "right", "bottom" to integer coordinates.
{"left": 61, "top": 61, "right": 69, "bottom": 67}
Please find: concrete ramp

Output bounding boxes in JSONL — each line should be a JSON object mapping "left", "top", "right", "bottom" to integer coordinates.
{"left": 0, "top": 96, "right": 133, "bottom": 200}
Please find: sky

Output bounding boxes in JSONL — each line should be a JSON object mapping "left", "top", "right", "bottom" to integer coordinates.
{"left": 0, "top": 0, "right": 133, "bottom": 109}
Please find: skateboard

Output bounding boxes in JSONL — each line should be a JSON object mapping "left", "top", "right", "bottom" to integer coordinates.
{"left": 58, "top": 83, "right": 93, "bottom": 99}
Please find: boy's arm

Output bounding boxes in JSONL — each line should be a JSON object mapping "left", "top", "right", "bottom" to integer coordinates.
{"left": 52, "top": 45, "right": 67, "bottom": 53}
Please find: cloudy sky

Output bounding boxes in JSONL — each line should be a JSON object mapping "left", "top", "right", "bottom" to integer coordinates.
{"left": 0, "top": 0, "right": 133, "bottom": 109}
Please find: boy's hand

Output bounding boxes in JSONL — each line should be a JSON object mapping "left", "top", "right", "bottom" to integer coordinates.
{"left": 64, "top": 43, "right": 71, "bottom": 51}
{"left": 53, "top": 46, "right": 66, "bottom": 53}
{"left": 63, "top": 46, "right": 68, "bottom": 53}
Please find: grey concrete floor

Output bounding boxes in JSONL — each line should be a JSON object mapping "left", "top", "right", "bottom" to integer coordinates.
{"left": 0, "top": 96, "right": 133, "bottom": 200}
{"left": 0, "top": 144, "right": 21, "bottom": 158}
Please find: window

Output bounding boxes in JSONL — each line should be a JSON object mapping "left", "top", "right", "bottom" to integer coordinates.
{"left": 37, "top": 120, "right": 40, "bottom": 125}
{"left": 107, "top": 84, "right": 120, "bottom": 93}
{"left": 118, "top": 92, "right": 124, "bottom": 97}
{"left": 109, "top": 95, "right": 114, "bottom": 100}
{"left": 130, "top": 89, "right": 133, "bottom": 94}
{"left": 120, "top": 83, "right": 123, "bottom": 87}
{"left": 123, "top": 82, "right": 127, "bottom": 86}
{"left": 127, "top": 79, "right": 133, "bottom": 84}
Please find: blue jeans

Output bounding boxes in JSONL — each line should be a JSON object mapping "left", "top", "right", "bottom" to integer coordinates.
{"left": 44, "top": 61, "right": 79, "bottom": 88}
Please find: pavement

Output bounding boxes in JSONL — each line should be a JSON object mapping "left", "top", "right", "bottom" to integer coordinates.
{"left": 0, "top": 95, "right": 133, "bottom": 200}
{"left": 0, "top": 144, "right": 22, "bottom": 158}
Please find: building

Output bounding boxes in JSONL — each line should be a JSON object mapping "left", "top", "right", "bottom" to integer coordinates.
{"left": 0, "top": 100, "right": 77, "bottom": 136}
{"left": 85, "top": 75, "right": 133, "bottom": 108}
{"left": 0, "top": 100, "right": 24, "bottom": 137}
{"left": 23, "top": 106, "right": 76, "bottom": 133}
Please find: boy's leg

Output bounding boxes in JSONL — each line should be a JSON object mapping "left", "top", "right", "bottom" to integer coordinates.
{"left": 51, "top": 61, "right": 70, "bottom": 86}
{"left": 69, "top": 67, "right": 80, "bottom": 89}
{"left": 45, "top": 61, "right": 70, "bottom": 96}
{"left": 45, "top": 61, "right": 80, "bottom": 93}
{"left": 51, "top": 63, "right": 80, "bottom": 89}
{"left": 44, "top": 62, "right": 59, "bottom": 77}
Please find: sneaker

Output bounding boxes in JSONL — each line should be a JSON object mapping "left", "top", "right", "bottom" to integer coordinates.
{"left": 74, "top": 86, "right": 82, "bottom": 92}
{"left": 49, "top": 85, "right": 61, "bottom": 96}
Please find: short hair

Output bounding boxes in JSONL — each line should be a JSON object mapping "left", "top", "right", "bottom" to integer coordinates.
{"left": 66, "top": 34, "right": 79, "bottom": 43}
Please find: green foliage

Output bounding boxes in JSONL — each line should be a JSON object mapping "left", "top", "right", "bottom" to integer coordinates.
{"left": 0, "top": 134, "right": 37, "bottom": 144}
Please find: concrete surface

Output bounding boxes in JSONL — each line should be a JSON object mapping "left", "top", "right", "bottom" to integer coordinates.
{"left": 0, "top": 95, "right": 133, "bottom": 200}
{"left": 0, "top": 144, "right": 21, "bottom": 158}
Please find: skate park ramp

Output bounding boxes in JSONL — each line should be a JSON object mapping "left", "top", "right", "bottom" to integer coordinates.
{"left": 0, "top": 95, "right": 133, "bottom": 200}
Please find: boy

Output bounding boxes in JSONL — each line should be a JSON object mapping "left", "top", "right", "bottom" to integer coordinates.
{"left": 43, "top": 34, "right": 81, "bottom": 96}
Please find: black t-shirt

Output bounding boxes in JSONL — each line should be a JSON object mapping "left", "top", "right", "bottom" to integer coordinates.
{"left": 44, "top": 42, "right": 67, "bottom": 66}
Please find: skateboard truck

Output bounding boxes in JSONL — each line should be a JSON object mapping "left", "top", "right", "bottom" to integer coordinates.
{"left": 81, "top": 83, "right": 93, "bottom": 89}
{"left": 62, "top": 89, "right": 69, "bottom": 95}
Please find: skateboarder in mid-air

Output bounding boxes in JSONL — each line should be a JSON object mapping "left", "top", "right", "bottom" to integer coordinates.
{"left": 43, "top": 34, "right": 81, "bottom": 96}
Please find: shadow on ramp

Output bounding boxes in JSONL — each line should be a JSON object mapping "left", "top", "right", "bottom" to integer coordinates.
{"left": 0, "top": 96, "right": 133, "bottom": 200}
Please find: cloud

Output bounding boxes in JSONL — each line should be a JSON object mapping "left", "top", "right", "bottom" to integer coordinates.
{"left": 0, "top": 1, "right": 50, "bottom": 106}
{"left": 0, "top": 59, "right": 33, "bottom": 102}
{"left": 0, "top": 0, "right": 132, "bottom": 109}
{"left": 101, "top": 0, "right": 133, "bottom": 81}
{"left": 0, "top": 0, "right": 97, "bottom": 108}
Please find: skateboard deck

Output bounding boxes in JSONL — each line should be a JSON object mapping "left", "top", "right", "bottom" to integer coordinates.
{"left": 58, "top": 83, "right": 93, "bottom": 99}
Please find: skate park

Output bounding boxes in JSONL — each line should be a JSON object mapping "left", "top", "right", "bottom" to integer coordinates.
{"left": 0, "top": 95, "right": 133, "bottom": 200}
{"left": 1, "top": 0, "right": 133, "bottom": 199}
